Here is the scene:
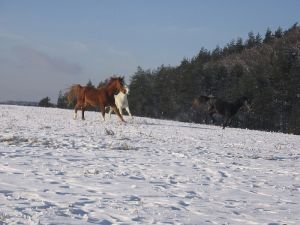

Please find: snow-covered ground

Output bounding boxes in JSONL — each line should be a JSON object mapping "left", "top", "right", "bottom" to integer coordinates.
{"left": 0, "top": 105, "right": 299, "bottom": 225}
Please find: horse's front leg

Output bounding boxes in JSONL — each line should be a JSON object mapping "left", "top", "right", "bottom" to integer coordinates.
{"left": 99, "top": 105, "right": 106, "bottom": 121}
{"left": 227, "top": 117, "right": 234, "bottom": 126}
{"left": 222, "top": 117, "right": 231, "bottom": 129}
{"left": 118, "top": 106, "right": 123, "bottom": 116}
{"left": 112, "top": 105, "right": 125, "bottom": 122}
{"left": 208, "top": 112, "right": 216, "bottom": 124}
{"left": 125, "top": 107, "right": 132, "bottom": 118}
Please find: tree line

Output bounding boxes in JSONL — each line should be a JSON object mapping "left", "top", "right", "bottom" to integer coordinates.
{"left": 128, "top": 23, "right": 300, "bottom": 134}
{"left": 52, "top": 23, "right": 300, "bottom": 134}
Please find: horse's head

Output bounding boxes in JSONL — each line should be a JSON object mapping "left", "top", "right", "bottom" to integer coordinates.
{"left": 108, "top": 76, "right": 127, "bottom": 94}
{"left": 117, "top": 77, "right": 127, "bottom": 94}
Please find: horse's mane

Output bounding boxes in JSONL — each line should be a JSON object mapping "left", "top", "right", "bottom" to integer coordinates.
{"left": 106, "top": 76, "right": 125, "bottom": 86}
{"left": 97, "top": 76, "right": 125, "bottom": 89}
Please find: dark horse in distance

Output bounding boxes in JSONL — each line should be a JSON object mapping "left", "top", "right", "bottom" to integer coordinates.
{"left": 192, "top": 95, "right": 251, "bottom": 129}
{"left": 67, "top": 77, "right": 127, "bottom": 122}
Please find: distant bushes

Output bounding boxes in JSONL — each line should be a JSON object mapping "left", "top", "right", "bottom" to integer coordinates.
{"left": 38, "top": 97, "right": 54, "bottom": 107}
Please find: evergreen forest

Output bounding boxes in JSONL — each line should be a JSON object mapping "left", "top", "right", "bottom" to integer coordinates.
{"left": 57, "top": 24, "right": 300, "bottom": 134}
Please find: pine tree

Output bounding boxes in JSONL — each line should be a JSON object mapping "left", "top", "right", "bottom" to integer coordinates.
{"left": 235, "top": 37, "right": 244, "bottom": 53}
{"left": 263, "top": 27, "right": 273, "bottom": 43}
{"left": 86, "top": 79, "right": 94, "bottom": 87}
{"left": 211, "top": 45, "right": 222, "bottom": 60}
{"left": 246, "top": 31, "right": 256, "bottom": 48}
{"left": 274, "top": 27, "right": 283, "bottom": 38}
{"left": 227, "top": 39, "right": 236, "bottom": 54}
{"left": 57, "top": 90, "right": 67, "bottom": 108}
{"left": 255, "top": 33, "right": 262, "bottom": 45}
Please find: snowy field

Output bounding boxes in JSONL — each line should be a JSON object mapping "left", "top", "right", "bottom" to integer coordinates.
{"left": 0, "top": 105, "right": 299, "bottom": 225}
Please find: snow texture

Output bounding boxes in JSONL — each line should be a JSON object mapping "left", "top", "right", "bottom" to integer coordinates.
{"left": 0, "top": 105, "right": 299, "bottom": 225}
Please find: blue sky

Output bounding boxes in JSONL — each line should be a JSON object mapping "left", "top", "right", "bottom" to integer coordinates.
{"left": 0, "top": 0, "right": 299, "bottom": 102}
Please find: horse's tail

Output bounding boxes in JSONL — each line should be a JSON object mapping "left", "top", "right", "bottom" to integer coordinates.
{"left": 67, "top": 84, "right": 83, "bottom": 105}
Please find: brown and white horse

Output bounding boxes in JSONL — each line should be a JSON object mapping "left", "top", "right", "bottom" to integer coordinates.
{"left": 68, "top": 77, "right": 127, "bottom": 122}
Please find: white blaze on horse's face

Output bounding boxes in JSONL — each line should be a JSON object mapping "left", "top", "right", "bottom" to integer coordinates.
{"left": 119, "top": 85, "right": 128, "bottom": 95}
{"left": 120, "top": 84, "right": 127, "bottom": 94}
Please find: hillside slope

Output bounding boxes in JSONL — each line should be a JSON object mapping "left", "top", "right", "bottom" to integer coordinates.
{"left": 128, "top": 26, "right": 300, "bottom": 134}
{"left": 0, "top": 105, "right": 299, "bottom": 225}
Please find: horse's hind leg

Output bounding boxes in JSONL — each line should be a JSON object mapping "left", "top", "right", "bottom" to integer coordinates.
{"left": 74, "top": 108, "right": 77, "bottom": 120}
{"left": 222, "top": 119, "right": 227, "bottom": 129}
{"left": 99, "top": 105, "right": 106, "bottom": 121}
{"left": 108, "top": 107, "right": 113, "bottom": 118}
{"left": 74, "top": 103, "right": 81, "bottom": 119}
{"left": 222, "top": 117, "right": 232, "bottom": 129}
